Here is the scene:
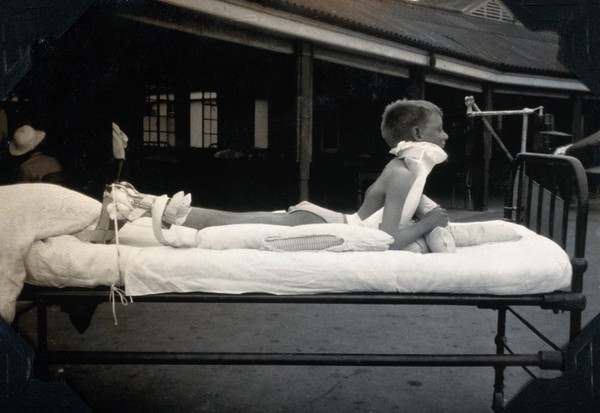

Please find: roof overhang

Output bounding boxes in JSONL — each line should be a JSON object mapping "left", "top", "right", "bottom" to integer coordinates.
{"left": 434, "top": 55, "right": 589, "bottom": 92}
{"left": 154, "top": 0, "right": 590, "bottom": 94}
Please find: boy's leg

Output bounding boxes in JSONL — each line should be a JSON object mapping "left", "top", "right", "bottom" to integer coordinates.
{"left": 182, "top": 208, "right": 325, "bottom": 229}
{"left": 108, "top": 183, "right": 325, "bottom": 229}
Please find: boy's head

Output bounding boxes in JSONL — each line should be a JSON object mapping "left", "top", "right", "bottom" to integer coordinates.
{"left": 381, "top": 99, "right": 444, "bottom": 148}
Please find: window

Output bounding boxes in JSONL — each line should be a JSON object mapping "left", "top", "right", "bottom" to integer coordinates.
{"left": 143, "top": 91, "right": 176, "bottom": 147}
{"left": 190, "top": 91, "right": 218, "bottom": 148}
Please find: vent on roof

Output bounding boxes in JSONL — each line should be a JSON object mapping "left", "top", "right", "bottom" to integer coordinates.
{"left": 466, "top": 0, "right": 515, "bottom": 23}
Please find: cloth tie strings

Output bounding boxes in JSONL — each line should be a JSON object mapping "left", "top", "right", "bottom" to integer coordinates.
{"left": 109, "top": 184, "right": 133, "bottom": 325}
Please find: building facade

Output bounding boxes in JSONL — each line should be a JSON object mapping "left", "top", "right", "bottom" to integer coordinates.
{"left": 1, "top": 0, "right": 597, "bottom": 210}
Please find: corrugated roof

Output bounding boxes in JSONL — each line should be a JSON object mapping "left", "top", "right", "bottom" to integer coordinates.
{"left": 244, "top": 0, "right": 568, "bottom": 76}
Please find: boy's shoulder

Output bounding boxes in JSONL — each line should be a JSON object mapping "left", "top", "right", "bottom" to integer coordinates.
{"left": 381, "top": 157, "right": 410, "bottom": 175}
{"left": 378, "top": 158, "right": 412, "bottom": 184}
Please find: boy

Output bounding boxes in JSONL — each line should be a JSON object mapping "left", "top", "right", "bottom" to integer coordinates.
{"left": 110, "top": 99, "right": 449, "bottom": 250}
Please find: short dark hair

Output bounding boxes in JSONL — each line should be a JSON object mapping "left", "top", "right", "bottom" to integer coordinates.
{"left": 380, "top": 100, "right": 443, "bottom": 148}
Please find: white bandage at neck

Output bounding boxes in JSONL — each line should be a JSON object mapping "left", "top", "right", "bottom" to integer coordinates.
{"left": 389, "top": 141, "right": 448, "bottom": 224}
{"left": 364, "top": 141, "right": 448, "bottom": 228}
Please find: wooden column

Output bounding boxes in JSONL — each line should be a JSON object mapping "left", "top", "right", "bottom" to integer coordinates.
{"left": 408, "top": 67, "right": 426, "bottom": 100}
{"left": 482, "top": 85, "right": 493, "bottom": 211}
{"left": 175, "top": 86, "right": 190, "bottom": 148}
{"left": 296, "top": 42, "right": 313, "bottom": 201}
{"left": 571, "top": 92, "right": 583, "bottom": 142}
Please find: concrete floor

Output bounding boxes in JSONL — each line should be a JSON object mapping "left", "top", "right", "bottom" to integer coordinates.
{"left": 13, "top": 195, "right": 600, "bottom": 413}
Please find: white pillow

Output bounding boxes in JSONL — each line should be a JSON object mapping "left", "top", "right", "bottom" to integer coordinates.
{"left": 422, "top": 221, "right": 522, "bottom": 254}
{"left": 1, "top": 183, "right": 101, "bottom": 323}
{"left": 449, "top": 220, "right": 522, "bottom": 247}
{"left": 195, "top": 223, "right": 394, "bottom": 252}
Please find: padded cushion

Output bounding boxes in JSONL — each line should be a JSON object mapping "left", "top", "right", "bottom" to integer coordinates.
{"left": 0, "top": 183, "right": 101, "bottom": 323}
{"left": 422, "top": 221, "right": 522, "bottom": 254}
{"left": 449, "top": 221, "right": 522, "bottom": 247}
{"left": 425, "top": 226, "right": 457, "bottom": 253}
{"left": 194, "top": 223, "right": 394, "bottom": 252}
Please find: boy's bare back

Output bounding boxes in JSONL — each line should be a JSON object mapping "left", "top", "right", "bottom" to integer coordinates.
{"left": 357, "top": 158, "right": 411, "bottom": 222}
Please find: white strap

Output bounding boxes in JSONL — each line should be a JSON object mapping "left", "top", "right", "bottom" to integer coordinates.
{"left": 151, "top": 196, "right": 172, "bottom": 246}
{"left": 151, "top": 195, "right": 198, "bottom": 247}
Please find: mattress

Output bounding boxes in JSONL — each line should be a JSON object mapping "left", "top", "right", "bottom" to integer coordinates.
{"left": 23, "top": 218, "right": 572, "bottom": 296}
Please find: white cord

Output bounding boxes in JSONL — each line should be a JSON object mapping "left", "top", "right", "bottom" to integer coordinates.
{"left": 109, "top": 184, "right": 133, "bottom": 325}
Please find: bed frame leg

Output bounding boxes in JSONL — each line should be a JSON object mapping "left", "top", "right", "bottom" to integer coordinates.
{"left": 570, "top": 311, "right": 582, "bottom": 341}
{"left": 492, "top": 308, "right": 507, "bottom": 412}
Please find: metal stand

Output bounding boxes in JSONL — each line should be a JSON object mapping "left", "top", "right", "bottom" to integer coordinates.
{"left": 465, "top": 96, "right": 544, "bottom": 160}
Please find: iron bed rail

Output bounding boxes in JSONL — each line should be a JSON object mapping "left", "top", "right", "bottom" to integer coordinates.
{"left": 504, "top": 153, "right": 589, "bottom": 340}
{"left": 30, "top": 290, "right": 581, "bottom": 367}
{"left": 24, "top": 288, "right": 587, "bottom": 309}
{"left": 39, "top": 350, "right": 563, "bottom": 369}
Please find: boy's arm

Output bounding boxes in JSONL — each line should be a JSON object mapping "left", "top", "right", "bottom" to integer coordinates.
{"left": 379, "top": 169, "right": 447, "bottom": 250}
{"left": 415, "top": 195, "right": 440, "bottom": 218}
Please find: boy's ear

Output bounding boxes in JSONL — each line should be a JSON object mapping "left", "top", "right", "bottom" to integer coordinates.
{"left": 411, "top": 126, "right": 422, "bottom": 141}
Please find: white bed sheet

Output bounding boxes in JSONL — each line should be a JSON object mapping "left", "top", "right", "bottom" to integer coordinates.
{"left": 24, "top": 219, "right": 572, "bottom": 296}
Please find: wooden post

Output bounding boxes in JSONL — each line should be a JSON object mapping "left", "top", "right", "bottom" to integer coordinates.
{"left": 175, "top": 86, "right": 190, "bottom": 148}
{"left": 482, "top": 85, "right": 493, "bottom": 211}
{"left": 571, "top": 92, "right": 583, "bottom": 142}
{"left": 296, "top": 42, "right": 313, "bottom": 201}
{"left": 408, "top": 67, "right": 426, "bottom": 100}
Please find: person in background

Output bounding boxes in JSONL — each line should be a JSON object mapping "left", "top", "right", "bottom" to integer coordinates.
{"left": 2, "top": 124, "right": 63, "bottom": 184}
{"left": 554, "top": 128, "right": 600, "bottom": 169}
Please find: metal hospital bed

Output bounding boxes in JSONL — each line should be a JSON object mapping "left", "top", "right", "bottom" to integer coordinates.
{"left": 15, "top": 152, "right": 590, "bottom": 412}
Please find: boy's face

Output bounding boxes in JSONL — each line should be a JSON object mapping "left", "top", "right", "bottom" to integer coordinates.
{"left": 416, "top": 113, "right": 448, "bottom": 148}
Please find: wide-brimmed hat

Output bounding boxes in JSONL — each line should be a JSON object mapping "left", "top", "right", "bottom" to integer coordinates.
{"left": 9, "top": 125, "right": 46, "bottom": 156}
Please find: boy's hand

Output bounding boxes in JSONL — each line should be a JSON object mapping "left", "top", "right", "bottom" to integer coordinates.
{"left": 419, "top": 206, "right": 449, "bottom": 230}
